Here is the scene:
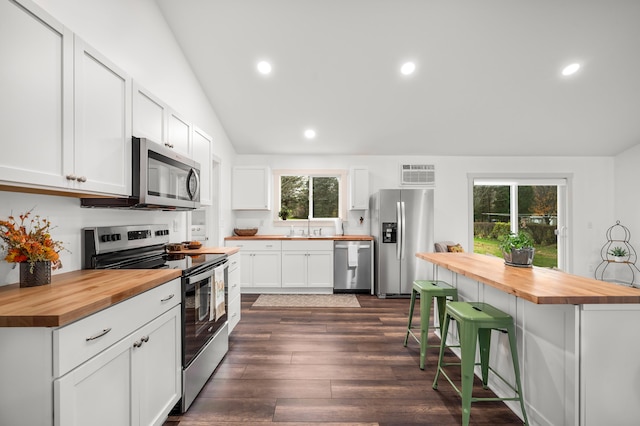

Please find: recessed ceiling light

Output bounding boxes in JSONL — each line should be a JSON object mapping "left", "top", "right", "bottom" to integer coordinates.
{"left": 304, "top": 129, "right": 316, "bottom": 139}
{"left": 257, "top": 61, "right": 272, "bottom": 75}
{"left": 562, "top": 63, "right": 581, "bottom": 76}
{"left": 400, "top": 62, "right": 416, "bottom": 76}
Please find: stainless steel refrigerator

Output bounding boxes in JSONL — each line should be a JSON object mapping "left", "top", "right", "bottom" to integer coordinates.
{"left": 370, "top": 189, "right": 434, "bottom": 297}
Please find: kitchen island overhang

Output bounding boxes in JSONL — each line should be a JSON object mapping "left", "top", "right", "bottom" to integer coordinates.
{"left": 416, "top": 252, "right": 640, "bottom": 426}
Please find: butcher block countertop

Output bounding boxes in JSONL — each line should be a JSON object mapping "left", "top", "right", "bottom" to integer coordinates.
{"left": 225, "top": 234, "right": 373, "bottom": 241}
{"left": 416, "top": 252, "right": 640, "bottom": 305}
{"left": 0, "top": 269, "right": 181, "bottom": 328}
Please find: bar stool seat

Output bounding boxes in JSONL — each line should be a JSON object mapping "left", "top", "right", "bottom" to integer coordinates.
{"left": 403, "top": 280, "right": 458, "bottom": 370}
{"left": 432, "top": 301, "right": 528, "bottom": 426}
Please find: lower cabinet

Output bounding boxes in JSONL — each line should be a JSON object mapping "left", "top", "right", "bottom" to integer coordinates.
{"left": 55, "top": 305, "right": 181, "bottom": 426}
{"left": 0, "top": 278, "right": 181, "bottom": 426}
{"left": 225, "top": 239, "right": 334, "bottom": 292}
{"left": 227, "top": 252, "right": 241, "bottom": 333}
{"left": 282, "top": 240, "right": 333, "bottom": 288}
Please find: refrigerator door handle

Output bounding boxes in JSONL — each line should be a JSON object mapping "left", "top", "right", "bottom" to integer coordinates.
{"left": 396, "top": 201, "right": 402, "bottom": 260}
{"left": 400, "top": 201, "right": 406, "bottom": 259}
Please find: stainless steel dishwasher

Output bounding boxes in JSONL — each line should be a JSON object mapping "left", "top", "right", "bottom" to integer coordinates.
{"left": 334, "top": 240, "right": 373, "bottom": 294}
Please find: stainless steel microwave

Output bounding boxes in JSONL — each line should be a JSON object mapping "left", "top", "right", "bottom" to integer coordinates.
{"left": 82, "top": 137, "right": 201, "bottom": 210}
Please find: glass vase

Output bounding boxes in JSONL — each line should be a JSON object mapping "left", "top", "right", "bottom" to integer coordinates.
{"left": 19, "top": 261, "right": 52, "bottom": 287}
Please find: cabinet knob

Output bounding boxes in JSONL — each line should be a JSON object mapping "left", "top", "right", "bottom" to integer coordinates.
{"left": 164, "top": 143, "right": 174, "bottom": 149}
{"left": 66, "top": 174, "right": 77, "bottom": 181}
{"left": 77, "top": 176, "right": 87, "bottom": 182}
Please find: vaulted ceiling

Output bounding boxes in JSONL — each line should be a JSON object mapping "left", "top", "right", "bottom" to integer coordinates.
{"left": 156, "top": 0, "right": 640, "bottom": 156}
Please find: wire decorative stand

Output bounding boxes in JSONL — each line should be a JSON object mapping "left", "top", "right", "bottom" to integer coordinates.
{"left": 594, "top": 220, "right": 640, "bottom": 287}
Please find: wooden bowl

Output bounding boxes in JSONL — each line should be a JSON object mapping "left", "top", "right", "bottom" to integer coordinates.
{"left": 187, "top": 241, "right": 202, "bottom": 250}
{"left": 166, "top": 243, "right": 183, "bottom": 252}
{"left": 234, "top": 228, "right": 258, "bottom": 236}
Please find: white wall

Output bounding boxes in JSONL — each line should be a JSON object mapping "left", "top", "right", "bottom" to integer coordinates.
{"left": 0, "top": 0, "right": 237, "bottom": 286}
{"left": 234, "top": 154, "right": 615, "bottom": 278}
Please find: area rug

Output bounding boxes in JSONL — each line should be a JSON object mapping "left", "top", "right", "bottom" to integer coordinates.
{"left": 252, "top": 294, "right": 360, "bottom": 308}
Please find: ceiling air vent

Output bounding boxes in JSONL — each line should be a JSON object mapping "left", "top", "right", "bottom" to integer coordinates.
{"left": 400, "top": 164, "right": 435, "bottom": 186}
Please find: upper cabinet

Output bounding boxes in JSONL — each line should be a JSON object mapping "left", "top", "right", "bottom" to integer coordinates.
{"left": 73, "top": 37, "right": 131, "bottom": 196}
{"left": 349, "top": 166, "right": 369, "bottom": 210}
{"left": 132, "top": 82, "right": 167, "bottom": 143}
{"left": 192, "top": 126, "right": 212, "bottom": 206}
{"left": 0, "top": 0, "right": 130, "bottom": 196}
{"left": 232, "top": 166, "right": 271, "bottom": 210}
{"left": 1, "top": 0, "right": 74, "bottom": 190}
{"left": 167, "top": 110, "right": 191, "bottom": 157}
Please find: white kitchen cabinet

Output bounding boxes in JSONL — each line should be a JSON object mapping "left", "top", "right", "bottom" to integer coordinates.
{"left": 55, "top": 305, "right": 180, "bottom": 426}
{"left": 0, "top": 278, "right": 181, "bottom": 426}
{"left": 349, "top": 166, "right": 369, "bottom": 210}
{"left": 0, "top": 0, "right": 130, "bottom": 196}
{"left": 226, "top": 252, "right": 241, "bottom": 333}
{"left": 0, "top": 0, "right": 73, "bottom": 190}
{"left": 282, "top": 240, "right": 333, "bottom": 288}
{"left": 132, "top": 82, "right": 167, "bottom": 143}
{"left": 73, "top": 36, "right": 131, "bottom": 196}
{"left": 167, "top": 109, "right": 191, "bottom": 157}
{"left": 192, "top": 126, "right": 213, "bottom": 206}
{"left": 232, "top": 166, "right": 271, "bottom": 210}
{"left": 226, "top": 240, "right": 281, "bottom": 290}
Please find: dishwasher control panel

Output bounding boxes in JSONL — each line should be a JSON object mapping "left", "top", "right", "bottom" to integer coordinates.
{"left": 382, "top": 222, "right": 397, "bottom": 243}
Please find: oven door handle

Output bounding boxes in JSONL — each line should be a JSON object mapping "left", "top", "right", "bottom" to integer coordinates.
{"left": 185, "top": 260, "right": 228, "bottom": 285}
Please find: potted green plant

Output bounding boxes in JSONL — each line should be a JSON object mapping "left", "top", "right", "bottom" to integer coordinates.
{"left": 498, "top": 230, "right": 535, "bottom": 267}
{"left": 278, "top": 209, "right": 290, "bottom": 221}
{"left": 608, "top": 246, "right": 628, "bottom": 262}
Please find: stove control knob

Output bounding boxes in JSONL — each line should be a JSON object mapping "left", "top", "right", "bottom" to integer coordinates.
{"left": 113, "top": 234, "right": 121, "bottom": 241}
{"left": 101, "top": 234, "right": 110, "bottom": 242}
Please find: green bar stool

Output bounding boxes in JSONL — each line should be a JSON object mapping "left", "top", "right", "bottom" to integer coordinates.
{"left": 403, "top": 280, "right": 458, "bottom": 370}
{"left": 432, "top": 301, "right": 529, "bottom": 426}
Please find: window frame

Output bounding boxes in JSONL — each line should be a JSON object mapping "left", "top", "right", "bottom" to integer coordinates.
{"left": 273, "top": 169, "right": 348, "bottom": 226}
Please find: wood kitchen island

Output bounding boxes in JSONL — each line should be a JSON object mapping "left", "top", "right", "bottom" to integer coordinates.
{"left": 417, "top": 252, "right": 640, "bottom": 426}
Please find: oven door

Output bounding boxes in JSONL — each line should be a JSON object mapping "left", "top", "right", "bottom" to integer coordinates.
{"left": 183, "top": 261, "right": 227, "bottom": 367}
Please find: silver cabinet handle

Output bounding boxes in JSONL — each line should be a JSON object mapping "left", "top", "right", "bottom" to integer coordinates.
{"left": 160, "top": 294, "right": 175, "bottom": 302}
{"left": 164, "top": 143, "right": 174, "bottom": 148}
{"left": 77, "top": 176, "right": 87, "bottom": 182}
{"left": 66, "top": 174, "right": 77, "bottom": 181}
{"left": 133, "top": 340, "right": 142, "bottom": 348}
{"left": 133, "top": 335, "right": 150, "bottom": 348}
{"left": 86, "top": 328, "right": 112, "bottom": 341}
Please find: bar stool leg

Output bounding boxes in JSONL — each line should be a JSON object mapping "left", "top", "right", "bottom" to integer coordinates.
{"left": 506, "top": 323, "right": 529, "bottom": 426}
{"left": 403, "top": 288, "right": 417, "bottom": 347}
{"left": 478, "top": 328, "right": 491, "bottom": 389}
{"left": 418, "top": 291, "right": 433, "bottom": 370}
{"left": 432, "top": 311, "right": 451, "bottom": 389}
{"left": 459, "top": 322, "right": 477, "bottom": 426}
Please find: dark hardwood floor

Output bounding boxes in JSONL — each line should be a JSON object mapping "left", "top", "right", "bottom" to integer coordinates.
{"left": 164, "top": 294, "right": 523, "bottom": 425}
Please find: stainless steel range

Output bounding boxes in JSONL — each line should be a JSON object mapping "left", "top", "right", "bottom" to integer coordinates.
{"left": 82, "top": 224, "right": 229, "bottom": 413}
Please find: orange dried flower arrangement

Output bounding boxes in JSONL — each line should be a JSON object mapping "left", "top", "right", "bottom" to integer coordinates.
{"left": 0, "top": 208, "right": 65, "bottom": 272}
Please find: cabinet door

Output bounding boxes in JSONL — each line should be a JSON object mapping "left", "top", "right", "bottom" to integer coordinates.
{"left": 307, "top": 251, "right": 334, "bottom": 288}
{"left": 55, "top": 333, "right": 134, "bottom": 426}
{"left": 349, "top": 166, "right": 369, "bottom": 210}
{"left": 282, "top": 251, "right": 307, "bottom": 287}
{"left": 132, "top": 82, "right": 167, "bottom": 143}
{"left": 232, "top": 166, "right": 271, "bottom": 210}
{"left": 133, "top": 305, "right": 181, "bottom": 426}
{"left": 252, "top": 252, "right": 281, "bottom": 287}
{"left": 74, "top": 37, "right": 131, "bottom": 196}
{"left": 192, "top": 126, "right": 212, "bottom": 205}
{"left": 239, "top": 252, "right": 254, "bottom": 288}
{"left": 167, "top": 110, "right": 191, "bottom": 157}
{"left": 0, "top": 0, "right": 74, "bottom": 189}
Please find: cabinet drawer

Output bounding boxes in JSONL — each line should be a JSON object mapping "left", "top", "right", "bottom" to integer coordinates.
{"left": 228, "top": 268, "right": 241, "bottom": 301}
{"left": 228, "top": 253, "right": 240, "bottom": 272}
{"left": 282, "top": 240, "right": 333, "bottom": 251}
{"left": 228, "top": 294, "right": 241, "bottom": 333}
{"left": 228, "top": 240, "right": 281, "bottom": 251}
{"left": 54, "top": 278, "right": 181, "bottom": 377}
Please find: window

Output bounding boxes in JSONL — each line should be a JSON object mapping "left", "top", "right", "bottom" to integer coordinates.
{"left": 274, "top": 170, "right": 347, "bottom": 222}
{"left": 469, "top": 174, "right": 571, "bottom": 271}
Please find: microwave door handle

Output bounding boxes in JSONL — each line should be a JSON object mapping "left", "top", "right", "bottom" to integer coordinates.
{"left": 187, "top": 168, "right": 200, "bottom": 200}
